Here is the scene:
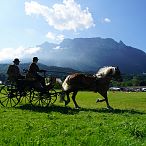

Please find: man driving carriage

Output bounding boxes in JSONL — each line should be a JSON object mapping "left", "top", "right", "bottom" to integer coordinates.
{"left": 26, "top": 57, "right": 46, "bottom": 91}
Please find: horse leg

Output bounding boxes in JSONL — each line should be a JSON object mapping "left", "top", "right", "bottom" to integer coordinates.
{"left": 103, "top": 93, "right": 113, "bottom": 110}
{"left": 71, "top": 91, "right": 80, "bottom": 109}
{"left": 65, "top": 91, "right": 70, "bottom": 106}
{"left": 97, "top": 91, "right": 113, "bottom": 110}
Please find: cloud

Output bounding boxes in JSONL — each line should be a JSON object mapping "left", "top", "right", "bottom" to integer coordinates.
{"left": 103, "top": 18, "right": 111, "bottom": 23}
{"left": 25, "top": 0, "right": 95, "bottom": 31}
{"left": 0, "top": 47, "right": 40, "bottom": 62}
{"left": 46, "top": 32, "right": 64, "bottom": 43}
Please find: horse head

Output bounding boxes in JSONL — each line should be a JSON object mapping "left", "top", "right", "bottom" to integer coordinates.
{"left": 95, "top": 66, "right": 123, "bottom": 82}
{"left": 111, "top": 66, "right": 123, "bottom": 82}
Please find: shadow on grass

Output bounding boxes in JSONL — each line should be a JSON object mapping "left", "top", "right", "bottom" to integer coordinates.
{"left": 15, "top": 104, "right": 145, "bottom": 115}
{"left": 15, "top": 104, "right": 80, "bottom": 115}
{"left": 80, "top": 107, "right": 146, "bottom": 115}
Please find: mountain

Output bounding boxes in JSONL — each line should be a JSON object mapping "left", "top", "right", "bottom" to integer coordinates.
{"left": 1, "top": 37, "right": 145, "bottom": 74}
{"left": 37, "top": 37, "right": 146, "bottom": 74}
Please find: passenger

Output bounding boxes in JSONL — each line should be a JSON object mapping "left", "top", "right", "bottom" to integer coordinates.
{"left": 26, "top": 57, "right": 46, "bottom": 91}
{"left": 7, "top": 58, "right": 25, "bottom": 82}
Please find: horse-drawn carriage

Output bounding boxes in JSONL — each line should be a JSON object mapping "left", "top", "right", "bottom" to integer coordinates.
{"left": 0, "top": 66, "right": 123, "bottom": 109}
{"left": 0, "top": 71, "right": 62, "bottom": 108}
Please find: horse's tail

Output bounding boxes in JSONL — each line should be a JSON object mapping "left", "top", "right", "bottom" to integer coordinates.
{"left": 62, "top": 75, "right": 70, "bottom": 91}
{"left": 59, "top": 75, "right": 72, "bottom": 103}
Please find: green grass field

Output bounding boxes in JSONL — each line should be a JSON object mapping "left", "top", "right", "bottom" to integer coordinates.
{"left": 0, "top": 91, "right": 146, "bottom": 146}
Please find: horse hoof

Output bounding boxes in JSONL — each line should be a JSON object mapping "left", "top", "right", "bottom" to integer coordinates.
{"left": 107, "top": 106, "right": 114, "bottom": 110}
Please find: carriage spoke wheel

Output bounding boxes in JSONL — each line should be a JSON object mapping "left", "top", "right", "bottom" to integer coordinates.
{"left": 30, "top": 91, "right": 51, "bottom": 107}
{"left": 19, "top": 90, "right": 32, "bottom": 105}
{"left": 0, "top": 85, "right": 20, "bottom": 107}
{"left": 49, "top": 89, "right": 57, "bottom": 105}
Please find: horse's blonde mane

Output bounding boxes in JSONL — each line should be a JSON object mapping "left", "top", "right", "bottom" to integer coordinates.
{"left": 95, "top": 66, "right": 116, "bottom": 78}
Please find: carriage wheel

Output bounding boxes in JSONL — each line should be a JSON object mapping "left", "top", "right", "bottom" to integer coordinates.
{"left": 49, "top": 89, "right": 57, "bottom": 105}
{"left": 0, "top": 85, "right": 20, "bottom": 107}
{"left": 30, "top": 91, "right": 51, "bottom": 107}
{"left": 19, "top": 90, "right": 32, "bottom": 104}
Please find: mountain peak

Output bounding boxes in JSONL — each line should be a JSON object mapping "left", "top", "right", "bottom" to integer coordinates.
{"left": 119, "top": 40, "right": 126, "bottom": 46}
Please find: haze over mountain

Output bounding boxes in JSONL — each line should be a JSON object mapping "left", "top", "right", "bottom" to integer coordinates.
{"left": 34, "top": 37, "right": 146, "bottom": 74}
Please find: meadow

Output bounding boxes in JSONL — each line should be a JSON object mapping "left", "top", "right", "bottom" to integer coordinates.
{"left": 0, "top": 91, "right": 146, "bottom": 146}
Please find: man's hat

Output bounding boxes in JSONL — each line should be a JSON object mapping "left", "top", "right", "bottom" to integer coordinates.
{"left": 33, "top": 57, "right": 39, "bottom": 61}
{"left": 13, "top": 58, "right": 20, "bottom": 63}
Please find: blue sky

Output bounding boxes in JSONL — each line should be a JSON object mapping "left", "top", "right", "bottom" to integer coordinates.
{"left": 0, "top": 0, "right": 146, "bottom": 62}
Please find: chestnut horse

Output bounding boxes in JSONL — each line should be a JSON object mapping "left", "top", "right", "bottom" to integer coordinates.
{"left": 61, "top": 66, "right": 122, "bottom": 109}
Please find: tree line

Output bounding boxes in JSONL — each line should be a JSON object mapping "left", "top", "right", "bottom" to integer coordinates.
{"left": 1, "top": 72, "right": 146, "bottom": 87}
{"left": 111, "top": 74, "right": 146, "bottom": 87}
